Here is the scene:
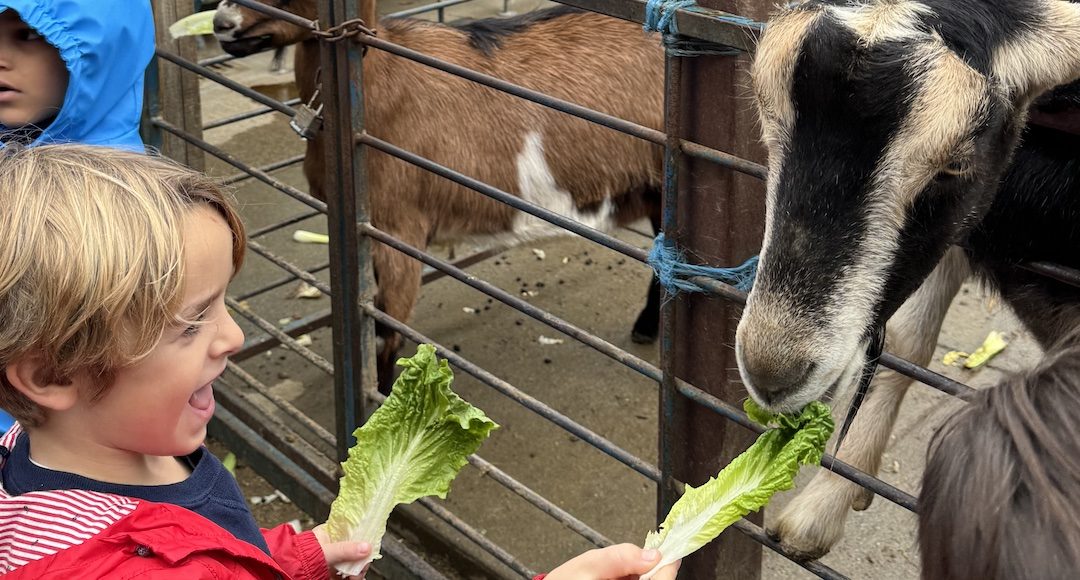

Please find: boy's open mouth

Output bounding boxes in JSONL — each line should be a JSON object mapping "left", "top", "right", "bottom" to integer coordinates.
{"left": 189, "top": 383, "right": 214, "bottom": 412}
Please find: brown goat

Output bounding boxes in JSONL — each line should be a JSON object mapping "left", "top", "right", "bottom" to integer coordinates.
{"left": 213, "top": 2, "right": 664, "bottom": 390}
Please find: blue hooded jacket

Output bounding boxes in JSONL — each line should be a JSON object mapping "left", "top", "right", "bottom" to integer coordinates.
{"left": 0, "top": 0, "right": 154, "bottom": 148}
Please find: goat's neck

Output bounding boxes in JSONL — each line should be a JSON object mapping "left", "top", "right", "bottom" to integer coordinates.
{"left": 295, "top": 39, "right": 321, "bottom": 103}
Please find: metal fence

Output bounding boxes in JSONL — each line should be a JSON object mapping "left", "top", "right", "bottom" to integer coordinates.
{"left": 144, "top": 0, "right": 1080, "bottom": 578}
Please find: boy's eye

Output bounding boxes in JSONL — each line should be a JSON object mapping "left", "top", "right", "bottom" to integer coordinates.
{"left": 18, "top": 29, "right": 42, "bottom": 41}
{"left": 181, "top": 311, "right": 208, "bottom": 338}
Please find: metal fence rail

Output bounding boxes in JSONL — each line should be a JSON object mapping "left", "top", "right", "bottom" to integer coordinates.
{"left": 203, "top": 98, "right": 303, "bottom": 130}
{"left": 146, "top": 0, "right": 1065, "bottom": 578}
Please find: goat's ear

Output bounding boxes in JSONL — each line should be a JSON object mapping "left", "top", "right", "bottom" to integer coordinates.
{"left": 991, "top": 0, "right": 1080, "bottom": 101}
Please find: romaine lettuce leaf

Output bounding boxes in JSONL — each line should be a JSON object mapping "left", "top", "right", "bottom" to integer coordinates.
{"left": 327, "top": 344, "right": 499, "bottom": 575}
{"left": 168, "top": 11, "right": 216, "bottom": 39}
{"left": 641, "top": 399, "right": 833, "bottom": 578}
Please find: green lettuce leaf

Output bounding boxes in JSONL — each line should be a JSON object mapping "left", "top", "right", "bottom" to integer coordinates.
{"left": 327, "top": 344, "right": 498, "bottom": 575}
{"left": 641, "top": 399, "right": 833, "bottom": 578}
{"left": 168, "top": 11, "right": 216, "bottom": 39}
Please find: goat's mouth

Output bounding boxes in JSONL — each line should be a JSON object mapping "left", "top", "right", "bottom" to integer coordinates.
{"left": 218, "top": 34, "right": 274, "bottom": 57}
{"left": 744, "top": 341, "right": 867, "bottom": 414}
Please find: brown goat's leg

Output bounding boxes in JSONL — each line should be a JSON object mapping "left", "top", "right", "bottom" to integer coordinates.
{"left": 768, "top": 247, "right": 970, "bottom": 560}
{"left": 373, "top": 229, "right": 425, "bottom": 395}
{"left": 631, "top": 278, "right": 662, "bottom": 344}
{"left": 302, "top": 138, "right": 326, "bottom": 202}
{"left": 631, "top": 208, "right": 663, "bottom": 344}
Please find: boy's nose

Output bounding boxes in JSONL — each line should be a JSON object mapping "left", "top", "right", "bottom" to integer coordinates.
{"left": 216, "top": 314, "right": 245, "bottom": 359}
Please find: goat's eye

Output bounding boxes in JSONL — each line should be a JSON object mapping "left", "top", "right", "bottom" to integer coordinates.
{"left": 935, "top": 160, "right": 972, "bottom": 181}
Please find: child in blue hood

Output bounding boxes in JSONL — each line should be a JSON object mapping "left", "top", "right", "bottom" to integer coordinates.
{"left": 0, "top": 0, "right": 153, "bottom": 148}
{"left": 0, "top": 1, "right": 155, "bottom": 430}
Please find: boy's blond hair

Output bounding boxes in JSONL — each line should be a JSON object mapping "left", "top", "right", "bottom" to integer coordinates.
{"left": 0, "top": 144, "right": 246, "bottom": 427}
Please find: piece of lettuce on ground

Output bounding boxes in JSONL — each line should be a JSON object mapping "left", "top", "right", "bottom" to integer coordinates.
{"left": 327, "top": 344, "right": 499, "bottom": 576}
{"left": 641, "top": 399, "right": 834, "bottom": 579}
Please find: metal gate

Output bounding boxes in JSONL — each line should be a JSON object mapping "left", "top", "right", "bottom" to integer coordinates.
{"left": 145, "top": 0, "right": 1080, "bottom": 578}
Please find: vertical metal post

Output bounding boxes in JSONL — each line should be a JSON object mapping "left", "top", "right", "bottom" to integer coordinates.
{"left": 657, "top": 45, "right": 684, "bottom": 523}
{"left": 142, "top": 50, "right": 163, "bottom": 151}
{"left": 321, "top": 0, "right": 375, "bottom": 462}
{"left": 351, "top": 5, "right": 380, "bottom": 420}
{"left": 657, "top": 0, "right": 770, "bottom": 577}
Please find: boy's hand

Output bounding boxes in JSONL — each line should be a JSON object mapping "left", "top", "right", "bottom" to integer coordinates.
{"left": 312, "top": 523, "right": 371, "bottom": 579}
{"left": 544, "top": 544, "right": 680, "bottom": 580}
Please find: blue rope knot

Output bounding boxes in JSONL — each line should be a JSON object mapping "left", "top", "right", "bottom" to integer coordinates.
{"left": 647, "top": 232, "right": 759, "bottom": 294}
{"left": 644, "top": 0, "right": 743, "bottom": 57}
{"left": 644, "top": 0, "right": 697, "bottom": 36}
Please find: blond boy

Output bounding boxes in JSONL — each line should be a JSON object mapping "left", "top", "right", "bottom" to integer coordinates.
{"left": 0, "top": 144, "right": 368, "bottom": 578}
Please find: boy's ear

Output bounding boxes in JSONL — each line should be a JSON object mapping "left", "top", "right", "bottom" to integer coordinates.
{"left": 4, "top": 357, "right": 79, "bottom": 412}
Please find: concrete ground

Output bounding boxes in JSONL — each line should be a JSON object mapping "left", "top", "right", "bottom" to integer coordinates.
{"left": 186, "top": 2, "right": 1042, "bottom": 578}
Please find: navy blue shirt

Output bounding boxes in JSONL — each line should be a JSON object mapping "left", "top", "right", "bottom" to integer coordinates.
{"left": 1, "top": 432, "right": 270, "bottom": 555}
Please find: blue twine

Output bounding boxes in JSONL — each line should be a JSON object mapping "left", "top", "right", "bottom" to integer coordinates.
{"left": 647, "top": 232, "right": 759, "bottom": 294}
{"left": 644, "top": 0, "right": 743, "bottom": 57}
{"left": 644, "top": 0, "right": 697, "bottom": 36}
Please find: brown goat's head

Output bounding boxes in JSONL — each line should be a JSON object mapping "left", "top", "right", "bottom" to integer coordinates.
{"left": 736, "top": 0, "right": 1080, "bottom": 411}
{"left": 213, "top": 0, "right": 316, "bottom": 56}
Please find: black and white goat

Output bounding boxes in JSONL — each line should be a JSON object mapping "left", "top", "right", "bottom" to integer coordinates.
{"left": 738, "top": 0, "right": 1080, "bottom": 559}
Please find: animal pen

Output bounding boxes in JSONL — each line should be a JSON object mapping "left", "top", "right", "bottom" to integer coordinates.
{"left": 144, "top": 0, "right": 1079, "bottom": 578}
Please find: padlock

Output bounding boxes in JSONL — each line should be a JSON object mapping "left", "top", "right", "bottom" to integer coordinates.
{"left": 289, "top": 102, "right": 324, "bottom": 140}
{"left": 289, "top": 88, "right": 321, "bottom": 141}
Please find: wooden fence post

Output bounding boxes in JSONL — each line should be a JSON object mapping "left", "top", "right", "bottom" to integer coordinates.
{"left": 147, "top": 0, "right": 206, "bottom": 170}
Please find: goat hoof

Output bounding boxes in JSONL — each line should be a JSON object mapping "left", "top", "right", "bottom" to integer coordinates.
{"left": 631, "top": 329, "right": 658, "bottom": 344}
{"left": 766, "top": 525, "right": 831, "bottom": 561}
{"left": 851, "top": 488, "right": 875, "bottom": 511}
{"left": 781, "top": 542, "right": 831, "bottom": 562}
{"left": 767, "top": 481, "right": 851, "bottom": 561}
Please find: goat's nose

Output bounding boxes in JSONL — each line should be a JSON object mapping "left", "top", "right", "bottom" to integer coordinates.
{"left": 213, "top": 17, "right": 237, "bottom": 34}
{"left": 741, "top": 356, "right": 814, "bottom": 403}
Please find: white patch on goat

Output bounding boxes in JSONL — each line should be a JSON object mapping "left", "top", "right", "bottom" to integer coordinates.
{"left": 828, "top": 0, "right": 934, "bottom": 46}
{"left": 482, "top": 131, "right": 616, "bottom": 248}
{"left": 752, "top": 8, "right": 822, "bottom": 131}
{"left": 214, "top": 1, "right": 244, "bottom": 42}
{"left": 992, "top": 0, "right": 1080, "bottom": 101}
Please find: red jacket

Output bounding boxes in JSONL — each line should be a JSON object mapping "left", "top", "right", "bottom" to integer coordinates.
{"left": 0, "top": 426, "right": 329, "bottom": 579}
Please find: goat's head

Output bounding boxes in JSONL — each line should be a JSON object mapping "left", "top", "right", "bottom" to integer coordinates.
{"left": 214, "top": 0, "right": 316, "bottom": 56}
{"left": 736, "top": 0, "right": 1080, "bottom": 411}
